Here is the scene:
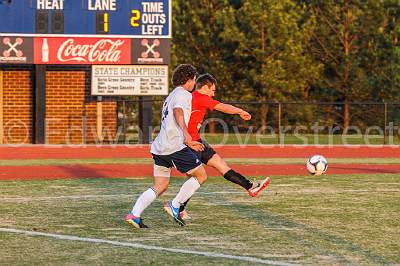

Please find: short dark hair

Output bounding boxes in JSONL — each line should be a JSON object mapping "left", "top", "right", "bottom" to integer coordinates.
{"left": 195, "top": 73, "right": 217, "bottom": 90}
{"left": 172, "top": 64, "right": 198, "bottom": 87}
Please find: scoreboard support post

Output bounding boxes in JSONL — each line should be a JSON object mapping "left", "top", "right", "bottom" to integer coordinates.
{"left": 138, "top": 96, "right": 152, "bottom": 144}
{"left": 96, "top": 96, "right": 103, "bottom": 142}
{"left": 34, "top": 65, "right": 46, "bottom": 144}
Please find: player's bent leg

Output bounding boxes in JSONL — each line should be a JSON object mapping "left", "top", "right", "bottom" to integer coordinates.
{"left": 188, "top": 164, "right": 207, "bottom": 184}
{"left": 152, "top": 164, "right": 171, "bottom": 196}
{"left": 164, "top": 148, "right": 206, "bottom": 225}
{"left": 153, "top": 175, "right": 170, "bottom": 196}
{"left": 207, "top": 153, "right": 230, "bottom": 175}
{"left": 207, "top": 154, "right": 253, "bottom": 190}
{"left": 207, "top": 153, "right": 271, "bottom": 196}
{"left": 174, "top": 166, "right": 207, "bottom": 221}
{"left": 179, "top": 174, "right": 193, "bottom": 220}
{"left": 169, "top": 165, "right": 206, "bottom": 210}
{"left": 125, "top": 187, "right": 158, "bottom": 229}
{"left": 164, "top": 167, "right": 207, "bottom": 226}
{"left": 126, "top": 165, "right": 171, "bottom": 229}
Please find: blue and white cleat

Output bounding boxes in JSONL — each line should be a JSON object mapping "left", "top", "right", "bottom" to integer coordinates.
{"left": 125, "top": 212, "right": 148, "bottom": 228}
{"left": 163, "top": 201, "right": 186, "bottom": 226}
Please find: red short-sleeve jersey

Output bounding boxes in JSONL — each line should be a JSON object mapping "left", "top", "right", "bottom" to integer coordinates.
{"left": 188, "top": 90, "right": 221, "bottom": 141}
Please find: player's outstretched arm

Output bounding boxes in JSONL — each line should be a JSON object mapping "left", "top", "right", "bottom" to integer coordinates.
{"left": 214, "top": 103, "right": 251, "bottom": 120}
{"left": 173, "top": 108, "right": 204, "bottom": 151}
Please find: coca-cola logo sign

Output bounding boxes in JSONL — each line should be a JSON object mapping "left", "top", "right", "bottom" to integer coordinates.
{"left": 57, "top": 39, "right": 125, "bottom": 63}
{"left": 34, "top": 37, "right": 131, "bottom": 64}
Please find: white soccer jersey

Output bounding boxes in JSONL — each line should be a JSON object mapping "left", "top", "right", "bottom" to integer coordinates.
{"left": 151, "top": 87, "right": 192, "bottom": 155}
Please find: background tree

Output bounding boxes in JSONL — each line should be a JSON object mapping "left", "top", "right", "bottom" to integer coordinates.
{"left": 172, "top": 0, "right": 241, "bottom": 132}
{"left": 172, "top": 0, "right": 238, "bottom": 97}
{"left": 218, "top": 0, "right": 322, "bottom": 129}
{"left": 171, "top": 0, "right": 399, "bottom": 131}
{"left": 305, "top": 0, "right": 399, "bottom": 129}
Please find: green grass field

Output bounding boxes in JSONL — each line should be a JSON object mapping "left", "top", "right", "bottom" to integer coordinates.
{"left": 1, "top": 174, "right": 399, "bottom": 265}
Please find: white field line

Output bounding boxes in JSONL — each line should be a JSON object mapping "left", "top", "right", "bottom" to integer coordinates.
{"left": 0, "top": 192, "right": 244, "bottom": 202}
{"left": 0, "top": 228, "right": 300, "bottom": 266}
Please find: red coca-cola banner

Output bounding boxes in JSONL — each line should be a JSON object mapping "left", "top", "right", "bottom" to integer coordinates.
{"left": 33, "top": 37, "right": 131, "bottom": 64}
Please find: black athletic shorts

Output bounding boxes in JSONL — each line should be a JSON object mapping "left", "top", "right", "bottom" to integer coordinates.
{"left": 191, "top": 139, "right": 216, "bottom": 165}
{"left": 152, "top": 147, "right": 202, "bottom": 174}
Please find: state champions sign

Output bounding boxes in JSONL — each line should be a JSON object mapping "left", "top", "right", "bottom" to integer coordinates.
{"left": 33, "top": 37, "right": 131, "bottom": 64}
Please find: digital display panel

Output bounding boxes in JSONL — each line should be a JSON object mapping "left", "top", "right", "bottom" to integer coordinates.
{"left": 0, "top": 0, "right": 171, "bottom": 38}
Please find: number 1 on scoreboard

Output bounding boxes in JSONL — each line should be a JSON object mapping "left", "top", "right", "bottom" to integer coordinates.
{"left": 96, "top": 12, "right": 109, "bottom": 34}
{"left": 103, "top": 13, "right": 109, "bottom": 32}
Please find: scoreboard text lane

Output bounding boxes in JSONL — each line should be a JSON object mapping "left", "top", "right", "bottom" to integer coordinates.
{"left": 0, "top": 0, "right": 171, "bottom": 37}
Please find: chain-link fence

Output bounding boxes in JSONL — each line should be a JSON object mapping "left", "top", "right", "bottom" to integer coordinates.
{"left": 203, "top": 101, "right": 400, "bottom": 145}
{"left": 83, "top": 98, "right": 400, "bottom": 145}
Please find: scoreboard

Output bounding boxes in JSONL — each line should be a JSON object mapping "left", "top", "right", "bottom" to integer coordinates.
{"left": 0, "top": 0, "right": 171, "bottom": 37}
{"left": 0, "top": 0, "right": 171, "bottom": 66}
{"left": 0, "top": 0, "right": 171, "bottom": 95}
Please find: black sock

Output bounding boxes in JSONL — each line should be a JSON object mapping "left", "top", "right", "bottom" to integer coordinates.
{"left": 223, "top": 169, "right": 253, "bottom": 190}
{"left": 179, "top": 197, "right": 191, "bottom": 212}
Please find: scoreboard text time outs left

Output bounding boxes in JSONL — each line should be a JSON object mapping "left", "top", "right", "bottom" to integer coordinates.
{"left": 0, "top": 0, "right": 171, "bottom": 37}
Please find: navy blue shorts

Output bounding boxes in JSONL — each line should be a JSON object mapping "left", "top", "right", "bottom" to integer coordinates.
{"left": 152, "top": 147, "right": 202, "bottom": 176}
{"left": 190, "top": 139, "right": 216, "bottom": 165}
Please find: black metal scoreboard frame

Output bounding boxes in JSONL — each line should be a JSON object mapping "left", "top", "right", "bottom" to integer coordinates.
{"left": 0, "top": 0, "right": 171, "bottom": 95}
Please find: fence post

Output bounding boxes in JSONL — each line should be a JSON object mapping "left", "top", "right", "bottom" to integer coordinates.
{"left": 34, "top": 65, "right": 46, "bottom": 144}
{"left": 277, "top": 103, "right": 282, "bottom": 144}
{"left": 139, "top": 96, "right": 152, "bottom": 144}
{"left": 384, "top": 102, "right": 388, "bottom": 145}
{"left": 96, "top": 96, "right": 103, "bottom": 142}
{"left": 122, "top": 100, "right": 126, "bottom": 143}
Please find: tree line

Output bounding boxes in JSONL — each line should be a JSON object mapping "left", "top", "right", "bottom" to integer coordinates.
{"left": 171, "top": 0, "right": 399, "bottom": 128}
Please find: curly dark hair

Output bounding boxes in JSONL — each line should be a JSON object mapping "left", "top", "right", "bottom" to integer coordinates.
{"left": 172, "top": 64, "right": 198, "bottom": 87}
{"left": 195, "top": 73, "right": 217, "bottom": 90}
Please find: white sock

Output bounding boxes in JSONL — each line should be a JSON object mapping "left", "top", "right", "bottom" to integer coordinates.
{"left": 171, "top": 177, "right": 201, "bottom": 208}
{"left": 131, "top": 188, "right": 157, "bottom": 217}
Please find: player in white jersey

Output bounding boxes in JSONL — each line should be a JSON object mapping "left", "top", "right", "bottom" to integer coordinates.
{"left": 125, "top": 64, "right": 208, "bottom": 228}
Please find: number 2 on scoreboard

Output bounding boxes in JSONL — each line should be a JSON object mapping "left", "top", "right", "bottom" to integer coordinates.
{"left": 130, "top": 10, "right": 140, "bottom": 27}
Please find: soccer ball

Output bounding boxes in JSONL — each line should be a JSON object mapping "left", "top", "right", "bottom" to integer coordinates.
{"left": 306, "top": 155, "right": 328, "bottom": 175}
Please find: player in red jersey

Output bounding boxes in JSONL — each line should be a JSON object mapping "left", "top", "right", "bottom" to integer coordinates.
{"left": 180, "top": 73, "right": 271, "bottom": 219}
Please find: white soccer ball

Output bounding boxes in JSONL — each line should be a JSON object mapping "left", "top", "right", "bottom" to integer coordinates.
{"left": 306, "top": 155, "right": 328, "bottom": 176}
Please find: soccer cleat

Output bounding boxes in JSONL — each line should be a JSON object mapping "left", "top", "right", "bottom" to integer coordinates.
{"left": 179, "top": 209, "right": 192, "bottom": 220}
{"left": 125, "top": 213, "right": 148, "bottom": 228}
{"left": 248, "top": 177, "right": 271, "bottom": 197}
{"left": 163, "top": 201, "right": 186, "bottom": 226}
